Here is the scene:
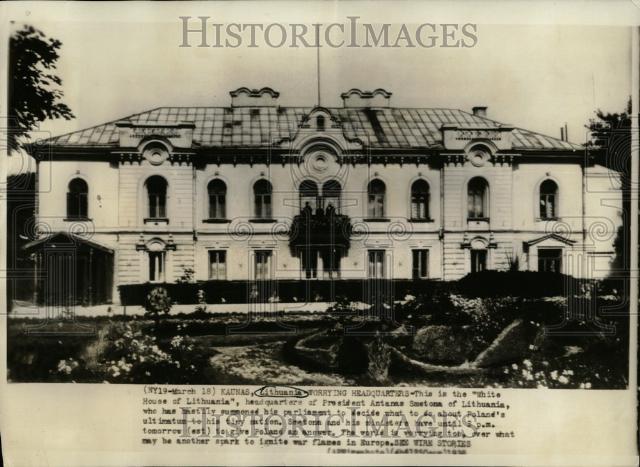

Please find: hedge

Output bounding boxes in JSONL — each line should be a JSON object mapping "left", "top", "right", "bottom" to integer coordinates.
{"left": 118, "top": 279, "right": 451, "bottom": 306}
{"left": 118, "top": 272, "right": 625, "bottom": 306}
{"left": 456, "top": 271, "right": 625, "bottom": 298}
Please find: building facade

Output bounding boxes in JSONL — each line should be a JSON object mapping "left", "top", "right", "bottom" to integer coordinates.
{"left": 26, "top": 88, "right": 622, "bottom": 305}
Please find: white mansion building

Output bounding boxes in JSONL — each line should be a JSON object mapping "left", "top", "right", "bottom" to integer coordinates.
{"left": 26, "top": 88, "right": 621, "bottom": 305}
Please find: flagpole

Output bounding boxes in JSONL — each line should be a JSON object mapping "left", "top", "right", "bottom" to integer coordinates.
{"left": 316, "top": 44, "right": 321, "bottom": 107}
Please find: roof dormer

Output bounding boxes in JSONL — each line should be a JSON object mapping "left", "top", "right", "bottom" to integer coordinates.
{"left": 300, "top": 107, "right": 341, "bottom": 131}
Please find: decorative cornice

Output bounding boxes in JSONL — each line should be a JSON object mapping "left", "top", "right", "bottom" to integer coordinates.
{"left": 340, "top": 88, "right": 392, "bottom": 99}
{"left": 229, "top": 87, "right": 280, "bottom": 98}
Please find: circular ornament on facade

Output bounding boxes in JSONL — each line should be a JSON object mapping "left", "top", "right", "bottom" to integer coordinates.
{"left": 311, "top": 153, "right": 329, "bottom": 173}
{"left": 468, "top": 147, "right": 489, "bottom": 167}
{"left": 144, "top": 147, "right": 169, "bottom": 166}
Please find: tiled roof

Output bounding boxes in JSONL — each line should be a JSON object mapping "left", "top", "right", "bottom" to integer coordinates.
{"left": 45, "top": 106, "right": 582, "bottom": 151}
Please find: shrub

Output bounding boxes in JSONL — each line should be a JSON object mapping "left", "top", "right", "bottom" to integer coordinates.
{"left": 457, "top": 296, "right": 522, "bottom": 348}
{"left": 326, "top": 295, "right": 359, "bottom": 316}
{"left": 176, "top": 266, "right": 195, "bottom": 284}
{"left": 54, "top": 321, "right": 212, "bottom": 384}
{"left": 335, "top": 336, "right": 369, "bottom": 374}
{"left": 144, "top": 286, "right": 172, "bottom": 319}
{"left": 426, "top": 291, "right": 473, "bottom": 326}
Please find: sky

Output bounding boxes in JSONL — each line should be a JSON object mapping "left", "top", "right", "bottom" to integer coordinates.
{"left": 9, "top": 16, "right": 633, "bottom": 149}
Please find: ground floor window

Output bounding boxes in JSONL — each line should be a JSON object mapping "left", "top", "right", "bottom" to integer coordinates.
{"left": 471, "top": 250, "right": 487, "bottom": 273}
{"left": 209, "top": 250, "right": 227, "bottom": 280}
{"left": 412, "top": 249, "right": 429, "bottom": 279}
{"left": 255, "top": 250, "right": 272, "bottom": 280}
{"left": 149, "top": 251, "right": 165, "bottom": 282}
{"left": 368, "top": 250, "right": 386, "bottom": 278}
{"left": 538, "top": 248, "right": 562, "bottom": 273}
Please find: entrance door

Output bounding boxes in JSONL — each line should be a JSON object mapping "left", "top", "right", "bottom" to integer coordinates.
{"left": 471, "top": 250, "right": 487, "bottom": 273}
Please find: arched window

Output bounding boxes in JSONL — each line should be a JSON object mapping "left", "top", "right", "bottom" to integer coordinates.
{"left": 539, "top": 180, "right": 558, "bottom": 219}
{"left": 367, "top": 179, "right": 386, "bottom": 218}
{"left": 145, "top": 176, "right": 167, "bottom": 219}
{"left": 254, "top": 179, "right": 272, "bottom": 219}
{"left": 299, "top": 180, "right": 319, "bottom": 212}
{"left": 410, "top": 180, "right": 430, "bottom": 220}
{"left": 146, "top": 240, "right": 166, "bottom": 282}
{"left": 67, "top": 178, "right": 88, "bottom": 219}
{"left": 467, "top": 177, "right": 489, "bottom": 219}
{"left": 322, "top": 180, "right": 341, "bottom": 213}
{"left": 207, "top": 179, "right": 227, "bottom": 219}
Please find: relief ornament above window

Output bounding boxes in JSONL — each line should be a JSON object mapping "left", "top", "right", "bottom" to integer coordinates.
{"left": 143, "top": 145, "right": 169, "bottom": 166}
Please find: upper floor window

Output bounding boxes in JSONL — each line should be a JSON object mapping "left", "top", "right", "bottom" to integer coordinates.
{"left": 467, "top": 177, "right": 489, "bottom": 219}
{"left": 539, "top": 179, "right": 558, "bottom": 219}
{"left": 317, "top": 115, "right": 326, "bottom": 131}
{"left": 66, "top": 178, "right": 88, "bottom": 220}
{"left": 254, "top": 179, "right": 272, "bottom": 219}
{"left": 411, "top": 180, "right": 430, "bottom": 220}
{"left": 208, "top": 179, "right": 227, "bottom": 219}
{"left": 322, "top": 180, "right": 341, "bottom": 214}
{"left": 367, "top": 179, "right": 386, "bottom": 218}
{"left": 145, "top": 176, "right": 167, "bottom": 219}
{"left": 299, "top": 180, "right": 319, "bottom": 213}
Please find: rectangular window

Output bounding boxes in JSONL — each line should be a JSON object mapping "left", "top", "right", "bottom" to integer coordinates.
{"left": 538, "top": 249, "right": 562, "bottom": 273}
{"left": 148, "top": 251, "right": 165, "bottom": 282}
{"left": 208, "top": 250, "right": 227, "bottom": 280}
{"left": 470, "top": 250, "right": 487, "bottom": 273}
{"left": 368, "top": 250, "right": 386, "bottom": 278}
{"left": 255, "top": 250, "right": 272, "bottom": 280}
{"left": 412, "top": 250, "right": 429, "bottom": 279}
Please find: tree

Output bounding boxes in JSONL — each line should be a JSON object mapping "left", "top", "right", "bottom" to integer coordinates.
{"left": 8, "top": 24, "right": 74, "bottom": 152}
{"left": 585, "top": 98, "right": 633, "bottom": 274}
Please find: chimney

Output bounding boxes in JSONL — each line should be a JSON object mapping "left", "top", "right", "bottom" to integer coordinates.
{"left": 229, "top": 87, "right": 279, "bottom": 107}
{"left": 472, "top": 106, "right": 487, "bottom": 117}
{"left": 341, "top": 89, "right": 392, "bottom": 108}
{"left": 560, "top": 123, "right": 569, "bottom": 141}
